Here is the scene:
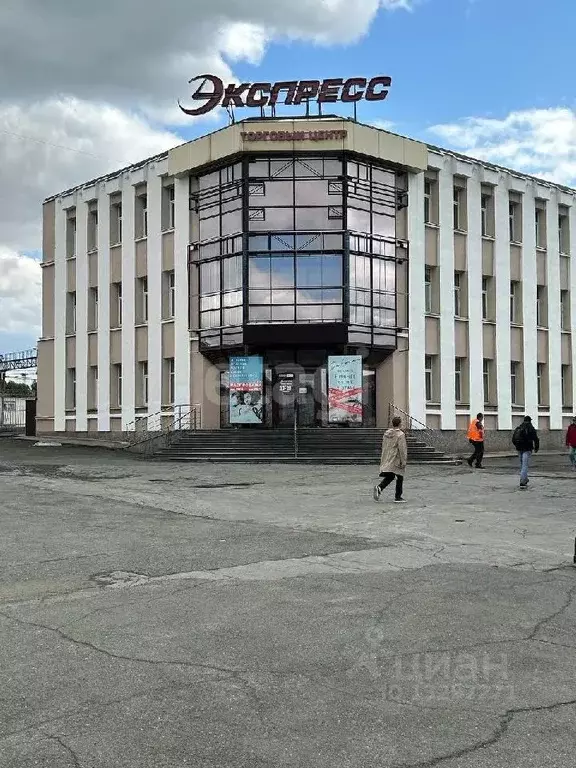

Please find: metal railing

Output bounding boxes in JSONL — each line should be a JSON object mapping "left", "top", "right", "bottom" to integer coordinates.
{"left": 124, "top": 404, "right": 202, "bottom": 450}
{"left": 387, "top": 403, "right": 445, "bottom": 452}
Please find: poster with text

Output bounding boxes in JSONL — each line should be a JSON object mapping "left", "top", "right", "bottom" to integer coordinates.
{"left": 229, "top": 356, "right": 264, "bottom": 424}
{"left": 328, "top": 356, "right": 363, "bottom": 423}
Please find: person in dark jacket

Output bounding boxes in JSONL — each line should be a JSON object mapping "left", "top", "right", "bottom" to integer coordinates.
{"left": 565, "top": 417, "right": 576, "bottom": 470}
{"left": 512, "top": 416, "right": 540, "bottom": 488}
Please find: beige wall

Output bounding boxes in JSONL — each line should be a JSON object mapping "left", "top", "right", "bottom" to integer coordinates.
{"left": 537, "top": 331, "right": 548, "bottom": 363}
{"left": 135, "top": 241, "right": 147, "bottom": 278}
{"left": 110, "top": 329, "right": 122, "bottom": 364}
{"left": 162, "top": 232, "right": 175, "bottom": 271}
{"left": 36, "top": 340, "right": 54, "bottom": 420}
{"left": 42, "top": 265, "right": 55, "bottom": 338}
{"left": 162, "top": 322, "right": 175, "bottom": 358}
{"left": 168, "top": 119, "right": 429, "bottom": 177}
{"left": 510, "top": 246, "right": 522, "bottom": 282}
{"left": 537, "top": 253, "right": 547, "bottom": 285}
{"left": 65, "top": 337, "right": 75, "bottom": 368}
{"left": 42, "top": 200, "right": 55, "bottom": 262}
{"left": 482, "top": 240, "right": 494, "bottom": 275}
{"left": 88, "top": 252, "right": 98, "bottom": 287}
{"left": 425, "top": 227, "right": 438, "bottom": 266}
{"left": 135, "top": 327, "right": 148, "bottom": 361}
{"left": 88, "top": 334, "right": 98, "bottom": 366}
{"left": 425, "top": 317, "right": 439, "bottom": 354}
{"left": 483, "top": 324, "right": 496, "bottom": 359}
{"left": 190, "top": 342, "right": 220, "bottom": 428}
{"left": 562, "top": 333, "right": 572, "bottom": 364}
{"left": 110, "top": 246, "right": 122, "bottom": 283}
{"left": 377, "top": 343, "right": 408, "bottom": 427}
{"left": 454, "top": 233, "right": 467, "bottom": 271}
{"left": 510, "top": 327, "right": 523, "bottom": 360}
{"left": 66, "top": 258, "right": 76, "bottom": 292}
{"left": 455, "top": 320, "right": 468, "bottom": 357}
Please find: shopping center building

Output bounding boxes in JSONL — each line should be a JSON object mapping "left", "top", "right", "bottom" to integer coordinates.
{"left": 37, "top": 116, "right": 576, "bottom": 442}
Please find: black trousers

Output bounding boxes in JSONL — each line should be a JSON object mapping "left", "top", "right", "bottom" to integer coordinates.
{"left": 378, "top": 472, "right": 404, "bottom": 500}
{"left": 468, "top": 440, "right": 484, "bottom": 467}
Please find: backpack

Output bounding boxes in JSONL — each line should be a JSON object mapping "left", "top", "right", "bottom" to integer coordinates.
{"left": 512, "top": 423, "right": 527, "bottom": 448}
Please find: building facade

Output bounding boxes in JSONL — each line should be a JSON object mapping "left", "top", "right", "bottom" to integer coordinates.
{"left": 37, "top": 118, "right": 576, "bottom": 441}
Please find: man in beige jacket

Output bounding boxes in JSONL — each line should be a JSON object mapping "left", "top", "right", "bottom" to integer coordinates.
{"left": 373, "top": 416, "right": 408, "bottom": 503}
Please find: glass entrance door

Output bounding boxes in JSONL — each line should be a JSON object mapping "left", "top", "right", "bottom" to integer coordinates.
{"left": 272, "top": 369, "right": 318, "bottom": 427}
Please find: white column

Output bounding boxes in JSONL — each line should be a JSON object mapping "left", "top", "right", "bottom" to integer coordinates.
{"left": 438, "top": 160, "right": 456, "bottom": 429}
{"left": 147, "top": 170, "right": 163, "bottom": 423}
{"left": 121, "top": 183, "right": 136, "bottom": 429}
{"left": 407, "top": 171, "right": 426, "bottom": 426}
{"left": 494, "top": 178, "right": 512, "bottom": 429}
{"left": 54, "top": 200, "right": 66, "bottom": 432}
{"left": 174, "top": 176, "right": 191, "bottom": 420}
{"left": 467, "top": 169, "right": 484, "bottom": 415}
{"left": 522, "top": 183, "right": 538, "bottom": 425}
{"left": 75, "top": 197, "right": 88, "bottom": 432}
{"left": 97, "top": 186, "right": 111, "bottom": 431}
{"left": 570, "top": 204, "right": 576, "bottom": 411}
{"left": 547, "top": 191, "right": 563, "bottom": 429}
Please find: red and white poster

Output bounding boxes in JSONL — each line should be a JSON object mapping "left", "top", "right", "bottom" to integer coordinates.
{"left": 328, "top": 356, "right": 363, "bottom": 424}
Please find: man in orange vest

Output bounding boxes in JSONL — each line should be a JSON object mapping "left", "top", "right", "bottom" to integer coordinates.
{"left": 466, "top": 412, "right": 485, "bottom": 469}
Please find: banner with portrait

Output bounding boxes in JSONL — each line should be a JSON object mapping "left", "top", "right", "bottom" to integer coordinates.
{"left": 229, "top": 356, "right": 264, "bottom": 424}
{"left": 328, "top": 355, "right": 363, "bottom": 424}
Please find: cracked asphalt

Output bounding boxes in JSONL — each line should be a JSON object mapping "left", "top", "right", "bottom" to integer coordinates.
{"left": 1, "top": 437, "right": 576, "bottom": 767}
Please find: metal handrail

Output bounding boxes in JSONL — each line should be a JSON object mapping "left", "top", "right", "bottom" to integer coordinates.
{"left": 124, "top": 404, "right": 202, "bottom": 448}
{"left": 388, "top": 403, "right": 430, "bottom": 432}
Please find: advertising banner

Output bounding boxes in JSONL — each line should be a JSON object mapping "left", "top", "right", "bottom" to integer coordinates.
{"left": 230, "top": 356, "right": 264, "bottom": 424}
{"left": 328, "top": 356, "right": 363, "bottom": 424}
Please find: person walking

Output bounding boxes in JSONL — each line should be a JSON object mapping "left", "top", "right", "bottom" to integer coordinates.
{"left": 512, "top": 416, "right": 540, "bottom": 488}
{"left": 466, "top": 412, "right": 485, "bottom": 469}
{"left": 373, "top": 416, "right": 408, "bottom": 503}
{"left": 565, "top": 416, "right": 576, "bottom": 469}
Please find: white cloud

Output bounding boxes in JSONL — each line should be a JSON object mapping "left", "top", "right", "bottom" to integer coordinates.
{"left": 429, "top": 108, "right": 576, "bottom": 186}
{"left": 0, "top": 248, "right": 41, "bottom": 336}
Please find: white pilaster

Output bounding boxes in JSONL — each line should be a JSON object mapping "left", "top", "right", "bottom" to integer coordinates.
{"left": 467, "top": 169, "right": 484, "bottom": 415}
{"left": 407, "top": 171, "right": 426, "bottom": 426}
{"left": 75, "top": 197, "right": 88, "bottom": 431}
{"left": 438, "top": 160, "right": 456, "bottom": 429}
{"left": 121, "top": 183, "right": 136, "bottom": 429}
{"left": 147, "top": 169, "right": 163, "bottom": 422}
{"left": 54, "top": 200, "right": 66, "bottom": 432}
{"left": 547, "top": 191, "right": 563, "bottom": 429}
{"left": 494, "top": 177, "right": 512, "bottom": 429}
{"left": 571, "top": 204, "right": 576, "bottom": 412}
{"left": 522, "top": 183, "right": 538, "bottom": 425}
{"left": 174, "top": 176, "right": 191, "bottom": 420}
{"left": 97, "top": 185, "right": 111, "bottom": 431}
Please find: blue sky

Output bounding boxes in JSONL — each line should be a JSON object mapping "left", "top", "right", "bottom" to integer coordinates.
{"left": 2, "top": 0, "right": 576, "bottom": 358}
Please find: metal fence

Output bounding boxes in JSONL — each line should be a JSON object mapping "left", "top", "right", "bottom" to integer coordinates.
{"left": 0, "top": 397, "right": 27, "bottom": 429}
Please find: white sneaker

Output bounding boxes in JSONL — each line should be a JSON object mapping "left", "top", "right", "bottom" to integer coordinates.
{"left": 373, "top": 485, "right": 382, "bottom": 502}
{"left": 394, "top": 498, "right": 407, "bottom": 504}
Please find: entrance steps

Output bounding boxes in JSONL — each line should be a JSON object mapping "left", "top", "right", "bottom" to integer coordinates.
{"left": 155, "top": 428, "right": 456, "bottom": 464}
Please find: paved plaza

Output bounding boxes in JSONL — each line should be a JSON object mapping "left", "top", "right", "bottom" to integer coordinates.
{"left": 1, "top": 437, "right": 576, "bottom": 767}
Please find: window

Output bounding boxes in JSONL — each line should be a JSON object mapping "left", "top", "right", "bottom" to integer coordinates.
{"left": 113, "top": 364, "right": 122, "bottom": 407}
{"left": 453, "top": 185, "right": 465, "bottom": 231}
{"left": 536, "top": 285, "right": 547, "bottom": 327}
{"left": 455, "top": 358, "right": 463, "bottom": 403}
{"left": 481, "top": 194, "right": 492, "bottom": 237}
{"left": 509, "top": 201, "right": 521, "bottom": 243}
{"left": 66, "top": 368, "right": 76, "bottom": 409}
{"left": 137, "top": 277, "right": 148, "bottom": 323}
{"left": 424, "top": 266, "right": 433, "bottom": 314}
{"left": 88, "top": 366, "right": 98, "bottom": 410}
{"left": 87, "top": 207, "right": 98, "bottom": 251}
{"left": 510, "top": 362, "right": 518, "bottom": 405}
{"left": 138, "top": 361, "right": 148, "bottom": 406}
{"left": 425, "top": 355, "right": 435, "bottom": 402}
{"left": 537, "top": 362, "right": 545, "bottom": 406}
{"left": 66, "top": 291, "right": 76, "bottom": 334}
{"left": 163, "top": 185, "right": 175, "bottom": 231}
{"left": 559, "top": 211, "right": 570, "bottom": 254}
{"left": 112, "top": 282, "right": 122, "bottom": 327}
{"left": 510, "top": 281, "right": 521, "bottom": 324}
{"left": 110, "top": 200, "right": 122, "bottom": 244}
{"left": 164, "top": 358, "right": 175, "bottom": 405}
{"left": 89, "top": 288, "right": 98, "bottom": 331}
{"left": 483, "top": 359, "right": 491, "bottom": 404}
{"left": 165, "top": 270, "right": 176, "bottom": 319}
{"left": 535, "top": 207, "right": 546, "bottom": 249}
{"left": 454, "top": 272, "right": 464, "bottom": 317}
{"left": 66, "top": 214, "right": 76, "bottom": 258}
{"left": 561, "top": 290, "right": 570, "bottom": 331}
{"left": 562, "top": 364, "right": 571, "bottom": 407}
{"left": 482, "top": 277, "right": 490, "bottom": 321}
{"left": 136, "top": 193, "right": 148, "bottom": 238}
{"left": 424, "top": 179, "right": 433, "bottom": 224}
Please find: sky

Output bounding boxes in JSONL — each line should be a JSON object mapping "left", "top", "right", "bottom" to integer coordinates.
{"left": 1, "top": 0, "right": 576, "bottom": 357}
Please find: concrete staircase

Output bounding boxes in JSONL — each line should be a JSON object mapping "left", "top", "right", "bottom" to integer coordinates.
{"left": 155, "top": 428, "right": 457, "bottom": 464}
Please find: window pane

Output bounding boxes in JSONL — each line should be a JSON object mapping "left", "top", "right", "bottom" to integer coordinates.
{"left": 351, "top": 289, "right": 370, "bottom": 306}
{"left": 200, "top": 294, "right": 220, "bottom": 311}
{"left": 201, "top": 310, "right": 219, "bottom": 328}
{"left": 297, "top": 289, "right": 323, "bottom": 304}
{"left": 297, "top": 255, "right": 322, "bottom": 287}
{"left": 200, "top": 261, "right": 220, "bottom": 293}
{"left": 223, "top": 307, "right": 242, "bottom": 326}
{"left": 321, "top": 304, "right": 343, "bottom": 321}
{"left": 271, "top": 289, "right": 295, "bottom": 304}
{"left": 249, "top": 235, "right": 269, "bottom": 251}
{"left": 222, "top": 255, "right": 241, "bottom": 290}
{"left": 249, "top": 306, "right": 271, "bottom": 322}
{"left": 258, "top": 180, "right": 293, "bottom": 206}
{"left": 350, "top": 254, "right": 370, "bottom": 289}
{"left": 372, "top": 213, "right": 395, "bottom": 238}
{"left": 322, "top": 254, "right": 342, "bottom": 286}
{"left": 271, "top": 257, "right": 294, "bottom": 287}
{"left": 222, "top": 290, "right": 242, "bottom": 308}
{"left": 295, "top": 180, "right": 332, "bottom": 206}
{"left": 271, "top": 234, "right": 295, "bottom": 251}
{"left": 296, "top": 233, "right": 322, "bottom": 251}
{"left": 295, "top": 207, "right": 333, "bottom": 230}
{"left": 297, "top": 305, "right": 323, "bottom": 321}
{"left": 272, "top": 305, "right": 295, "bottom": 322}
{"left": 350, "top": 305, "right": 370, "bottom": 325}
{"left": 373, "top": 308, "right": 395, "bottom": 327}
{"left": 249, "top": 289, "right": 271, "bottom": 304}
{"left": 249, "top": 257, "right": 270, "bottom": 288}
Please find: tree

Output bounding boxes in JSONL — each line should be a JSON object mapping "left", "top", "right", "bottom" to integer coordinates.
{"left": 1, "top": 381, "right": 33, "bottom": 397}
